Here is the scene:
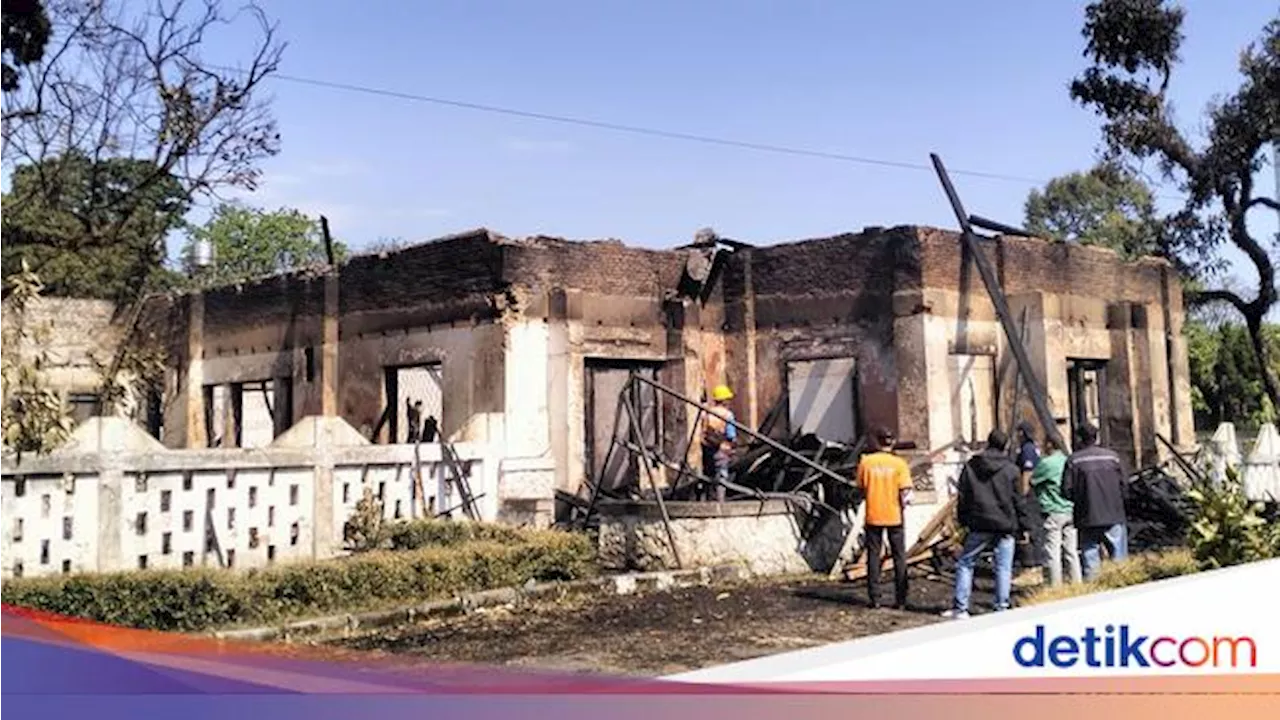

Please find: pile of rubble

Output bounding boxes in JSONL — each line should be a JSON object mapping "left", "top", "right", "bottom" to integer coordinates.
{"left": 1125, "top": 467, "right": 1197, "bottom": 551}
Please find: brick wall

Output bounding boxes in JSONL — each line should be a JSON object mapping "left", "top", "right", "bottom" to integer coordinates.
{"left": 916, "top": 227, "right": 1170, "bottom": 303}
{"left": 341, "top": 230, "right": 505, "bottom": 315}
{"left": 743, "top": 226, "right": 919, "bottom": 300}
{"left": 1, "top": 297, "right": 123, "bottom": 394}
{"left": 717, "top": 228, "right": 915, "bottom": 442}
{"left": 500, "top": 236, "right": 687, "bottom": 299}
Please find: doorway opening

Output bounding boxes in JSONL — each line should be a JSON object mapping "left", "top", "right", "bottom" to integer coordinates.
{"left": 1066, "top": 359, "right": 1107, "bottom": 445}
{"left": 584, "top": 359, "right": 662, "bottom": 494}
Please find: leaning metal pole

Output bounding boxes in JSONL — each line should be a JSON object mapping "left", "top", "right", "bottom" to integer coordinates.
{"left": 930, "top": 153, "right": 1067, "bottom": 452}
{"left": 581, "top": 384, "right": 631, "bottom": 524}
{"left": 622, "top": 373, "right": 683, "bottom": 569}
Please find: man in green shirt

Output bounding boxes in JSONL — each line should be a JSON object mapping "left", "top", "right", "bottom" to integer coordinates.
{"left": 1030, "top": 436, "right": 1082, "bottom": 586}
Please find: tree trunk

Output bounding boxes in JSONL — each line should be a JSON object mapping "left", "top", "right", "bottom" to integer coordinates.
{"left": 1244, "top": 313, "right": 1280, "bottom": 413}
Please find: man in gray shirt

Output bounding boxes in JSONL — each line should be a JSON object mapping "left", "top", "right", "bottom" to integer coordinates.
{"left": 1062, "top": 423, "right": 1129, "bottom": 581}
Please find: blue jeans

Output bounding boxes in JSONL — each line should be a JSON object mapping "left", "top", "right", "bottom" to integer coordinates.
{"left": 1079, "top": 523, "right": 1128, "bottom": 581}
{"left": 953, "top": 531, "right": 1015, "bottom": 613}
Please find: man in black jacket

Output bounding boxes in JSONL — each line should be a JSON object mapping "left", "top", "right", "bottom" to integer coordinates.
{"left": 944, "top": 429, "right": 1032, "bottom": 619}
{"left": 1063, "top": 423, "right": 1129, "bottom": 581}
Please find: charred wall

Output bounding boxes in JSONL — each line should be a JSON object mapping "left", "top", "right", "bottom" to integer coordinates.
{"left": 721, "top": 227, "right": 922, "bottom": 441}
{"left": 184, "top": 231, "right": 511, "bottom": 445}
{"left": 916, "top": 227, "right": 1169, "bottom": 303}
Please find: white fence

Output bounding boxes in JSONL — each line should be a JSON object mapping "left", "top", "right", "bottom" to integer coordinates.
{"left": 1203, "top": 422, "right": 1280, "bottom": 503}
{"left": 1, "top": 418, "right": 500, "bottom": 579}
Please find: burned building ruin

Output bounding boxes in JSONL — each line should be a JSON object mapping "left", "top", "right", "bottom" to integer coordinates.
{"left": 123, "top": 224, "right": 1194, "bottom": 532}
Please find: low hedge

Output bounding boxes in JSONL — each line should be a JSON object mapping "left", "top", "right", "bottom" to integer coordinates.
{"left": 1, "top": 529, "right": 596, "bottom": 633}
{"left": 386, "top": 518, "right": 526, "bottom": 550}
{"left": 1023, "top": 550, "right": 1199, "bottom": 606}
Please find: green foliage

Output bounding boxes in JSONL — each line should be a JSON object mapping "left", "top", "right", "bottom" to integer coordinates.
{"left": 1070, "top": 0, "right": 1280, "bottom": 405}
{"left": 387, "top": 519, "right": 527, "bottom": 550}
{"left": 91, "top": 342, "right": 169, "bottom": 419}
{"left": 1, "top": 262, "right": 73, "bottom": 459}
{"left": 1025, "top": 550, "right": 1199, "bottom": 605}
{"left": 1184, "top": 468, "right": 1280, "bottom": 570}
{"left": 1, "top": 152, "right": 190, "bottom": 301}
{"left": 1023, "top": 163, "right": 1163, "bottom": 259}
{"left": 0, "top": 529, "right": 597, "bottom": 632}
{"left": 1185, "top": 320, "right": 1280, "bottom": 431}
{"left": 1, "top": 0, "right": 50, "bottom": 91}
{"left": 181, "top": 203, "right": 348, "bottom": 286}
{"left": 347, "top": 510, "right": 532, "bottom": 554}
{"left": 343, "top": 488, "right": 387, "bottom": 552}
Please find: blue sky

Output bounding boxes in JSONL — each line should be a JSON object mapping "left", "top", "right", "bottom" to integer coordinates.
{"left": 13, "top": 1, "right": 1280, "bottom": 278}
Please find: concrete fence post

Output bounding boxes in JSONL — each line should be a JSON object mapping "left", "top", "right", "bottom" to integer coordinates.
{"left": 96, "top": 454, "right": 124, "bottom": 573}
{"left": 311, "top": 422, "right": 337, "bottom": 560}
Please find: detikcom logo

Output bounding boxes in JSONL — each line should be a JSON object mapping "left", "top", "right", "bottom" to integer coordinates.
{"left": 1013, "top": 625, "right": 1258, "bottom": 669}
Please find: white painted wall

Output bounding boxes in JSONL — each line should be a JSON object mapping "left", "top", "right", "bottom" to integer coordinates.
{"left": 3, "top": 474, "right": 100, "bottom": 576}
{"left": 1, "top": 433, "right": 503, "bottom": 579}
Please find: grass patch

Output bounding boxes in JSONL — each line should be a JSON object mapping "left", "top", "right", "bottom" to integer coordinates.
{"left": 1, "top": 526, "right": 596, "bottom": 633}
{"left": 1023, "top": 550, "right": 1200, "bottom": 606}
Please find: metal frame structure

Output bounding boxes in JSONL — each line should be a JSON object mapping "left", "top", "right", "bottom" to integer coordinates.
{"left": 574, "top": 372, "right": 866, "bottom": 567}
{"left": 573, "top": 370, "right": 977, "bottom": 570}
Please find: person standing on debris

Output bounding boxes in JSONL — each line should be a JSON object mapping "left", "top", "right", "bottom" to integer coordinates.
{"left": 855, "top": 426, "right": 913, "bottom": 610}
{"left": 1063, "top": 423, "right": 1129, "bottom": 581}
{"left": 406, "top": 399, "right": 423, "bottom": 444}
{"left": 945, "top": 429, "right": 1032, "bottom": 618}
{"left": 1031, "top": 435, "right": 1081, "bottom": 586}
{"left": 700, "top": 385, "right": 738, "bottom": 502}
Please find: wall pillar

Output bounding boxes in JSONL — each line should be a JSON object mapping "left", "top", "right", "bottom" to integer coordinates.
{"left": 1130, "top": 307, "right": 1155, "bottom": 467}
{"left": 741, "top": 250, "right": 759, "bottom": 429}
{"left": 1003, "top": 292, "right": 1054, "bottom": 439}
{"left": 1162, "top": 269, "right": 1196, "bottom": 449}
{"left": 1105, "top": 302, "right": 1141, "bottom": 470}
{"left": 321, "top": 272, "right": 340, "bottom": 417}
{"left": 184, "top": 293, "right": 207, "bottom": 448}
{"left": 547, "top": 290, "right": 571, "bottom": 493}
{"left": 96, "top": 455, "right": 123, "bottom": 573}
{"left": 311, "top": 425, "right": 337, "bottom": 560}
{"left": 892, "top": 290, "right": 945, "bottom": 449}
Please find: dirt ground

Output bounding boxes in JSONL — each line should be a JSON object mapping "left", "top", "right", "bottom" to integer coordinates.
{"left": 327, "top": 570, "right": 1006, "bottom": 676}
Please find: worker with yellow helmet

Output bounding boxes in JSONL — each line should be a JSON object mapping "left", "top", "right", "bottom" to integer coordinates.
{"left": 700, "top": 384, "right": 738, "bottom": 501}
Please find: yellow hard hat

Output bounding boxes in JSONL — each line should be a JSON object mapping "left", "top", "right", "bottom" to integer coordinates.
{"left": 712, "top": 385, "right": 734, "bottom": 401}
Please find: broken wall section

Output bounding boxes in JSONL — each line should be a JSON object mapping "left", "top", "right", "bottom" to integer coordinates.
{"left": 160, "top": 230, "right": 512, "bottom": 453}
{"left": 719, "top": 227, "right": 919, "bottom": 452}
{"left": 913, "top": 228, "right": 1195, "bottom": 472}
{"left": 498, "top": 236, "right": 700, "bottom": 501}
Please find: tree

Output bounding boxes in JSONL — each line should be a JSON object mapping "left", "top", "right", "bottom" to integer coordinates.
{"left": 365, "top": 236, "right": 410, "bottom": 254}
{"left": 2, "top": 0, "right": 50, "bottom": 91}
{"left": 181, "top": 203, "right": 348, "bottom": 286}
{"left": 1, "top": 0, "right": 284, "bottom": 305}
{"left": 2, "top": 152, "right": 190, "bottom": 299}
{"left": 1070, "top": 0, "right": 1280, "bottom": 407}
{"left": 1, "top": 262, "right": 74, "bottom": 461}
{"left": 1024, "top": 163, "right": 1163, "bottom": 258}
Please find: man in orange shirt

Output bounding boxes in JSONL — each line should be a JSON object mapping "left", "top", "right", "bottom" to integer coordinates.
{"left": 856, "top": 426, "right": 914, "bottom": 609}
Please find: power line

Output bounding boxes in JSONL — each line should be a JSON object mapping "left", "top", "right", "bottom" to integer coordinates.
{"left": 256, "top": 71, "right": 1200, "bottom": 204}
{"left": 258, "top": 70, "right": 1057, "bottom": 187}
{"left": 38, "top": 17, "right": 1189, "bottom": 199}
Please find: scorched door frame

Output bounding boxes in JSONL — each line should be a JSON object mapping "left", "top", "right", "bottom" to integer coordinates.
{"left": 583, "top": 358, "right": 664, "bottom": 494}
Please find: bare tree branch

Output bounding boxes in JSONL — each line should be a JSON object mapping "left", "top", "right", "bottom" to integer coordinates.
{"left": 2, "top": 0, "right": 284, "bottom": 304}
{"left": 1187, "top": 288, "right": 1252, "bottom": 315}
{"left": 1249, "top": 196, "right": 1280, "bottom": 213}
